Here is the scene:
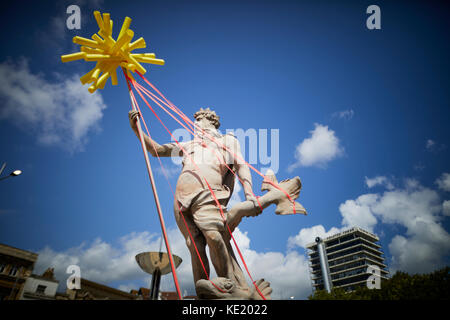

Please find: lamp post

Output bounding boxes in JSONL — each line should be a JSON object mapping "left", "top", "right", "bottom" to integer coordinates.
{"left": 315, "top": 237, "right": 333, "bottom": 293}
{"left": 135, "top": 252, "right": 182, "bottom": 300}
{"left": 0, "top": 163, "right": 22, "bottom": 181}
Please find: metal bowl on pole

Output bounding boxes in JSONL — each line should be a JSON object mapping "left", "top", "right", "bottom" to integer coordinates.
{"left": 135, "top": 252, "right": 182, "bottom": 300}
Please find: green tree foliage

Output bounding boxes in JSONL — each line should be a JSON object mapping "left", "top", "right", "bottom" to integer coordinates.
{"left": 308, "top": 266, "right": 450, "bottom": 300}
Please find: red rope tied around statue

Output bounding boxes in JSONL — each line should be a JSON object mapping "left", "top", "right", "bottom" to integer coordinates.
{"left": 131, "top": 80, "right": 265, "bottom": 211}
{"left": 134, "top": 71, "right": 296, "bottom": 214}
{"left": 134, "top": 100, "right": 226, "bottom": 295}
{"left": 123, "top": 72, "right": 183, "bottom": 300}
{"left": 129, "top": 75, "right": 266, "bottom": 299}
{"left": 125, "top": 73, "right": 227, "bottom": 295}
{"left": 124, "top": 72, "right": 273, "bottom": 299}
{"left": 129, "top": 79, "right": 265, "bottom": 216}
{"left": 127, "top": 73, "right": 292, "bottom": 299}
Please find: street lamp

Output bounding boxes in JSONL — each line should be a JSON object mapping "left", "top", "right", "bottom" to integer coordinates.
{"left": 0, "top": 163, "right": 23, "bottom": 181}
{"left": 11, "top": 170, "right": 22, "bottom": 176}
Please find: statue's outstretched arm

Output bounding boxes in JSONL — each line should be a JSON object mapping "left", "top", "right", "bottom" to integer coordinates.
{"left": 128, "top": 110, "right": 183, "bottom": 157}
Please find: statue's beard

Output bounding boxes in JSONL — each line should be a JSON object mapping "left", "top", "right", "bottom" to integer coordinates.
{"left": 195, "top": 127, "right": 221, "bottom": 139}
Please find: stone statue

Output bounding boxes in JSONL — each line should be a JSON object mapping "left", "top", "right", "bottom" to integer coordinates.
{"left": 42, "top": 267, "right": 55, "bottom": 280}
{"left": 129, "top": 108, "right": 306, "bottom": 299}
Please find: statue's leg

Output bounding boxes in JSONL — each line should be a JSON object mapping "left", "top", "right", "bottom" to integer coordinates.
{"left": 227, "top": 173, "right": 307, "bottom": 232}
{"left": 226, "top": 197, "right": 271, "bottom": 233}
{"left": 223, "top": 235, "right": 252, "bottom": 290}
{"left": 203, "top": 229, "right": 234, "bottom": 280}
{"left": 174, "top": 202, "right": 209, "bottom": 284}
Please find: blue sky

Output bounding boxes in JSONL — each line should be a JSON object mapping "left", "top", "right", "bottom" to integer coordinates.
{"left": 0, "top": 0, "right": 449, "bottom": 299}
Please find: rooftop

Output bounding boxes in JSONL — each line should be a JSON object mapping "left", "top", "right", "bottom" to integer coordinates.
{"left": 305, "top": 227, "right": 379, "bottom": 249}
{"left": 0, "top": 243, "right": 38, "bottom": 262}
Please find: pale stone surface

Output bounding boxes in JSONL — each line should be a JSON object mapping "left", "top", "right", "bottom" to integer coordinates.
{"left": 129, "top": 108, "right": 307, "bottom": 299}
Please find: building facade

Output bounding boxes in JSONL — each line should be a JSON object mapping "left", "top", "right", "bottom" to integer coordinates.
{"left": 0, "top": 242, "right": 193, "bottom": 300}
{"left": 20, "top": 268, "right": 60, "bottom": 300}
{"left": 65, "top": 278, "right": 138, "bottom": 300}
{"left": 306, "top": 227, "right": 389, "bottom": 292}
{"left": 0, "top": 243, "right": 38, "bottom": 300}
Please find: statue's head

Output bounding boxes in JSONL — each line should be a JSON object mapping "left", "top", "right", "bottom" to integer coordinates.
{"left": 193, "top": 107, "right": 220, "bottom": 130}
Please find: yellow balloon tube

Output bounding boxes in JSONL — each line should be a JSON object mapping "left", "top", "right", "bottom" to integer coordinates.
{"left": 85, "top": 54, "right": 114, "bottom": 61}
{"left": 80, "top": 46, "right": 102, "bottom": 54}
{"left": 90, "top": 68, "right": 101, "bottom": 83}
{"left": 112, "top": 29, "right": 134, "bottom": 54}
{"left": 61, "top": 52, "right": 86, "bottom": 63}
{"left": 102, "top": 13, "right": 111, "bottom": 34}
{"left": 127, "top": 55, "right": 146, "bottom": 74}
{"left": 110, "top": 68, "right": 118, "bottom": 86}
{"left": 135, "top": 57, "right": 165, "bottom": 65}
{"left": 128, "top": 37, "right": 146, "bottom": 51}
{"left": 62, "top": 11, "right": 165, "bottom": 93}
{"left": 91, "top": 34, "right": 105, "bottom": 44}
{"left": 88, "top": 84, "right": 98, "bottom": 93}
{"left": 73, "top": 36, "right": 101, "bottom": 48}
{"left": 118, "top": 17, "right": 132, "bottom": 40}
{"left": 93, "top": 11, "right": 104, "bottom": 30}
{"left": 80, "top": 67, "right": 97, "bottom": 84}
{"left": 97, "top": 71, "right": 110, "bottom": 89}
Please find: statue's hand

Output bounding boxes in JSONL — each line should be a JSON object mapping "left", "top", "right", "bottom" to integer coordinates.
{"left": 245, "top": 194, "right": 263, "bottom": 216}
{"left": 128, "top": 110, "right": 139, "bottom": 129}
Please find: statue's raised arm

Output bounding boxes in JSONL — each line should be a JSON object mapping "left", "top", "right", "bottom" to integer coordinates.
{"left": 128, "top": 110, "right": 184, "bottom": 157}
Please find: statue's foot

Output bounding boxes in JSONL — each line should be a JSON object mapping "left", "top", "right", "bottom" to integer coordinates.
{"left": 251, "top": 279, "right": 273, "bottom": 300}
{"left": 196, "top": 277, "right": 250, "bottom": 300}
{"left": 261, "top": 169, "right": 307, "bottom": 215}
{"left": 196, "top": 277, "right": 272, "bottom": 300}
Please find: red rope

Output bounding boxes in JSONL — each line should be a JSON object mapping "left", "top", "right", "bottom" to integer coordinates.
{"left": 124, "top": 76, "right": 183, "bottom": 299}
{"left": 132, "top": 81, "right": 264, "bottom": 212}
{"left": 135, "top": 71, "right": 296, "bottom": 213}
{"left": 126, "top": 73, "right": 267, "bottom": 299}
{"left": 126, "top": 74, "right": 226, "bottom": 294}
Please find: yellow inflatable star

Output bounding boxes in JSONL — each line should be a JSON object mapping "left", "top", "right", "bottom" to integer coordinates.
{"left": 61, "top": 11, "right": 164, "bottom": 93}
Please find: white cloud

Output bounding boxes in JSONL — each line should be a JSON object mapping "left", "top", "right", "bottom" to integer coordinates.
{"left": 118, "top": 283, "right": 137, "bottom": 293}
{"left": 34, "top": 0, "right": 104, "bottom": 51}
{"left": 436, "top": 173, "right": 450, "bottom": 192}
{"left": 338, "top": 177, "right": 450, "bottom": 274}
{"left": 425, "top": 139, "right": 446, "bottom": 153}
{"left": 35, "top": 229, "right": 194, "bottom": 295}
{"left": 365, "top": 176, "right": 394, "bottom": 190}
{"left": 0, "top": 59, "right": 106, "bottom": 152}
{"left": 35, "top": 227, "right": 314, "bottom": 299}
{"left": 287, "top": 175, "right": 450, "bottom": 276}
{"left": 227, "top": 180, "right": 243, "bottom": 209}
{"left": 332, "top": 109, "right": 354, "bottom": 120}
{"left": 289, "top": 123, "right": 343, "bottom": 170}
{"left": 388, "top": 232, "right": 449, "bottom": 275}
{"left": 339, "top": 194, "right": 379, "bottom": 233}
{"left": 426, "top": 139, "right": 436, "bottom": 150}
{"left": 32, "top": 174, "right": 450, "bottom": 298}
{"left": 245, "top": 173, "right": 450, "bottom": 292}
{"left": 443, "top": 200, "right": 450, "bottom": 216}
{"left": 155, "top": 164, "right": 182, "bottom": 178}
{"left": 287, "top": 225, "right": 341, "bottom": 249}
{"left": 231, "top": 228, "right": 312, "bottom": 300}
